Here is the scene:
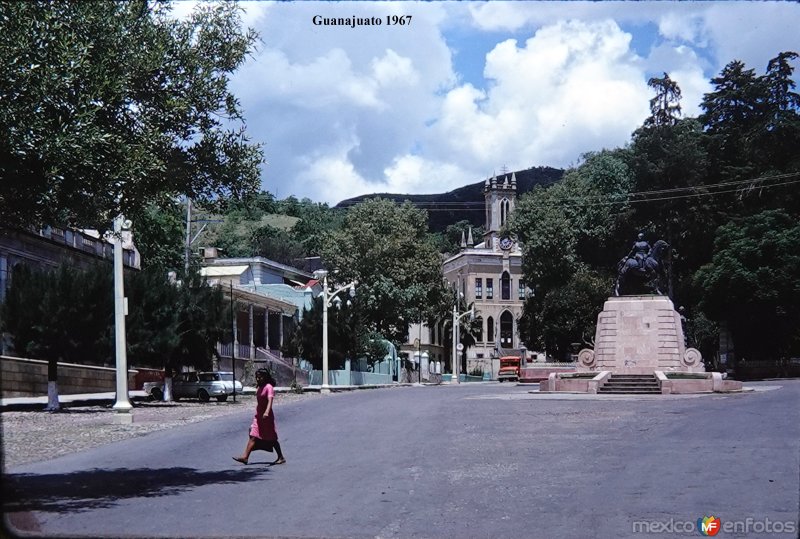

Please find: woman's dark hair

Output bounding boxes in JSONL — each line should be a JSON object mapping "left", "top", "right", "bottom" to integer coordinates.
{"left": 255, "top": 368, "right": 276, "bottom": 386}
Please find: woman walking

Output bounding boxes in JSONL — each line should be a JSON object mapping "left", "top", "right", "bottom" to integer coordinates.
{"left": 233, "top": 368, "right": 286, "bottom": 465}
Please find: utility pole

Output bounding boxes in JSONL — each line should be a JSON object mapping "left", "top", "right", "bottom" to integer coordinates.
{"left": 184, "top": 198, "right": 192, "bottom": 275}
{"left": 230, "top": 282, "right": 236, "bottom": 402}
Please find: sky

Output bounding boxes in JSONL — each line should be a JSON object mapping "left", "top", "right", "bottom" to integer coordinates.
{"left": 174, "top": 1, "right": 800, "bottom": 206}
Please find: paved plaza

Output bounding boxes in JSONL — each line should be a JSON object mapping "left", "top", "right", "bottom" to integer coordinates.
{"left": 3, "top": 380, "right": 799, "bottom": 538}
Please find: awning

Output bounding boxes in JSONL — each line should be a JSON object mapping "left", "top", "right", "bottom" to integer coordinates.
{"left": 200, "top": 265, "right": 249, "bottom": 277}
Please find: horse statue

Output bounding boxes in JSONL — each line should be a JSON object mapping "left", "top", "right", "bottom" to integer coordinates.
{"left": 615, "top": 238, "right": 670, "bottom": 296}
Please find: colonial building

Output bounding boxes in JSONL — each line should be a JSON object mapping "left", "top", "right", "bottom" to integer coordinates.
{"left": 401, "top": 172, "right": 534, "bottom": 379}
{"left": 0, "top": 226, "right": 141, "bottom": 304}
{"left": 198, "top": 249, "right": 316, "bottom": 372}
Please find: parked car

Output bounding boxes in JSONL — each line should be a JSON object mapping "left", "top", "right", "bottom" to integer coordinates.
{"left": 143, "top": 371, "right": 243, "bottom": 402}
{"left": 497, "top": 355, "right": 521, "bottom": 382}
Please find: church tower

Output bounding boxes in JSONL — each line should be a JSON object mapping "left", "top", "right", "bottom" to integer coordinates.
{"left": 483, "top": 172, "right": 517, "bottom": 249}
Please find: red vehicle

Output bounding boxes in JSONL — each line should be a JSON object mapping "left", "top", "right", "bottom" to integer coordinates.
{"left": 497, "top": 356, "right": 521, "bottom": 382}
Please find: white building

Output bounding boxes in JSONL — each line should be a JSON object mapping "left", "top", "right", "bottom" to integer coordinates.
{"left": 402, "top": 172, "right": 537, "bottom": 379}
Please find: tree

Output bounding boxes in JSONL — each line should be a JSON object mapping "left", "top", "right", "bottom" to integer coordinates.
{"left": 130, "top": 202, "right": 185, "bottom": 273}
{"left": 629, "top": 118, "right": 713, "bottom": 301}
{"left": 753, "top": 51, "right": 800, "bottom": 175}
{"left": 511, "top": 151, "right": 633, "bottom": 291}
{"left": 286, "top": 296, "right": 385, "bottom": 371}
{"left": 250, "top": 224, "right": 308, "bottom": 268}
{"left": 518, "top": 270, "right": 609, "bottom": 360}
{"left": 0, "top": 0, "right": 262, "bottom": 230}
{"left": 170, "top": 270, "right": 229, "bottom": 373}
{"left": 644, "top": 72, "right": 682, "bottom": 127}
{"left": 1, "top": 263, "right": 113, "bottom": 410}
{"left": 319, "top": 198, "right": 446, "bottom": 346}
{"left": 0, "top": 262, "right": 231, "bottom": 403}
{"left": 125, "top": 267, "right": 181, "bottom": 372}
{"left": 694, "top": 210, "right": 800, "bottom": 362}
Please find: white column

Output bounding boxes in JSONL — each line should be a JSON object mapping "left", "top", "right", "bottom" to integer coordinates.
{"left": 249, "top": 304, "right": 255, "bottom": 360}
{"left": 321, "top": 278, "right": 330, "bottom": 392}
{"left": 112, "top": 215, "right": 132, "bottom": 420}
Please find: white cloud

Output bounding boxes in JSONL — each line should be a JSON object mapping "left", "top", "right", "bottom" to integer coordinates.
{"left": 657, "top": 12, "right": 709, "bottom": 46}
{"left": 427, "top": 19, "right": 650, "bottom": 175}
{"left": 219, "top": 1, "right": 799, "bottom": 205}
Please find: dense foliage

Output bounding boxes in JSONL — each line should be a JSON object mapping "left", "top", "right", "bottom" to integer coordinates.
{"left": 510, "top": 51, "right": 800, "bottom": 364}
{"left": 0, "top": 0, "right": 262, "bottom": 230}
{"left": 1, "top": 264, "right": 229, "bottom": 373}
{"left": 318, "top": 198, "right": 449, "bottom": 346}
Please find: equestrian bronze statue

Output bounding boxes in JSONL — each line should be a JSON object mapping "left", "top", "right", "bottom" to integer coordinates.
{"left": 615, "top": 233, "right": 670, "bottom": 296}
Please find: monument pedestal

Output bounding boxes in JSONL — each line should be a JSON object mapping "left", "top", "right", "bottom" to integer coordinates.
{"left": 578, "top": 295, "right": 703, "bottom": 374}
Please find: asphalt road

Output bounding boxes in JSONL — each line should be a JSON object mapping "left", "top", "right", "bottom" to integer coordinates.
{"left": 4, "top": 381, "right": 800, "bottom": 539}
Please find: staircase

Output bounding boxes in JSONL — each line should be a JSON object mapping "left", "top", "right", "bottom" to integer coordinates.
{"left": 598, "top": 373, "right": 661, "bottom": 394}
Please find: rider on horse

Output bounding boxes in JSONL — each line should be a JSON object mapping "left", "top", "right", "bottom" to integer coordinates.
{"left": 627, "top": 232, "right": 651, "bottom": 271}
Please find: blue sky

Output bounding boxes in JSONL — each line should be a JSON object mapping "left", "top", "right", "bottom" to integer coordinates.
{"left": 175, "top": 1, "right": 800, "bottom": 205}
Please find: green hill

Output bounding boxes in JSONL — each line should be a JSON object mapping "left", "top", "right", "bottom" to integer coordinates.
{"left": 334, "top": 166, "right": 563, "bottom": 233}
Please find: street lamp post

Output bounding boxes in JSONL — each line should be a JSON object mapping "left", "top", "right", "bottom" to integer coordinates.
{"left": 112, "top": 215, "right": 133, "bottom": 422}
{"left": 313, "top": 270, "right": 357, "bottom": 394}
{"left": 451, "top": 303, "right": 475, "bottom": 385}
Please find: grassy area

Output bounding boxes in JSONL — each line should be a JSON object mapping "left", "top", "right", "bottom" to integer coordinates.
{"left": 665, "top": 372, "right": 709, "bottom": 379}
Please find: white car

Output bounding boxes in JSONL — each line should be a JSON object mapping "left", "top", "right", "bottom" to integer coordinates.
{"left": 144, "top": 371, "right": 243, "bottom": 402}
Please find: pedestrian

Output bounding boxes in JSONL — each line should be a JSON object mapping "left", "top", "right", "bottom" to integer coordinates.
{"left": 233, "top": 368, "right": 286, "bottom": 465}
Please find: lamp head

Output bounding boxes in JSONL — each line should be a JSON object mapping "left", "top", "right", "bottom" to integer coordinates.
{"left": 348, "top": 285, "right": 356, "bottom": 298}
{"left": 313, "top": 269, "right": 329, "bottom": 280}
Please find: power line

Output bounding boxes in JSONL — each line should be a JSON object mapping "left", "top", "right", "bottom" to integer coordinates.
{"left": 334, "top": 171, "right": 800, "bottom": 210}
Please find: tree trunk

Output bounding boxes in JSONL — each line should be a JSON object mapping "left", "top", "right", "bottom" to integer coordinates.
{"left": 45, "top": 358, "right": 60, "bottom": 411}
{"left": 164, "top": 376, "right": 173, "bottom": 401}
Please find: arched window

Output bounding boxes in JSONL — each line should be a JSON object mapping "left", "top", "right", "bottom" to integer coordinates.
{"left": 501, "top": 271, "right": 511, "bottom": 300}
{"left": 500, "top": 198, "right": 510, "bottom": 226}
{"left": 500, "top": 310, "right": 514, "bottom": 349}
{"left": 475, "top": 317, "right": 483, "bottom": 342}
{"left": 486, "top": 316, "right": 494, "bottom": 344}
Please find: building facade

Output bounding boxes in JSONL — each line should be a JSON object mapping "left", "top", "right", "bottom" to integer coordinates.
{"left": 0, "top": 226, "right": 141, "bottom": 304}
{"left": 199, "top": 251, "right": 315, "bottom": 364}
{"left": 400, "top": 172, "right": 534, "bottom": 378}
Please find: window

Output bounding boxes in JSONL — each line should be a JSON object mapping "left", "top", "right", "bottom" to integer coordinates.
{"left": 500, "top": 311, "right": 514, "bottom": 348}
{"left": 475, "top": 317, "right": 483, "bottom": 342}
{"left": 501, "top": 271, "right": 511, "bottom": 300}
{"left": 475, "top": 278, "right": 483, "bottom": 299}
{"left": 486, "top": 278, "right": 494, "bottom": 299}
{"left": 500, "top": 198, "right": 510, "bottom": 226}
{"left": 518, "top": 280, "right": 526, "bottom": 300}
{"left": 487, "top": 316, "right": 494, "bottom": 343}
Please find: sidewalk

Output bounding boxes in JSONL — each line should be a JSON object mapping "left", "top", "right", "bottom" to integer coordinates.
{"left": 0, "top": 383, "right": 421, "bottom": 411}
{"left": 0, "top": 390, "right": 151, "bottom": 411}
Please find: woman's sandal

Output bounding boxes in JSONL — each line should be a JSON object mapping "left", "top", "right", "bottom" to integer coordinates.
{"left": 232, "top": 456, "right": 248, "bottom": 464}
{"left": 271, "top": 458, "right": 286, "bottom": 465}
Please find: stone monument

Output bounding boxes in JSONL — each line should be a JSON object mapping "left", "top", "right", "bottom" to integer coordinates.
{"left": 541, "top": 232, "right": 742, "bottom": 394}
{"left": 576, "top": 295, "right": 703, "bottom": 374}
{"left": 578, "top": 232, "right": 704, "bottom": 372}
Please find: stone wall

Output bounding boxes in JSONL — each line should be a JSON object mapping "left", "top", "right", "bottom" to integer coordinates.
{"left": 1, "top": 355, "right": 137, "bottom": 398}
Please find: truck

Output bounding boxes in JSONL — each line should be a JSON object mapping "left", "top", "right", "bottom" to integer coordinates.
{"left": 497, "top": 356, "right": 521, "bottom": 382}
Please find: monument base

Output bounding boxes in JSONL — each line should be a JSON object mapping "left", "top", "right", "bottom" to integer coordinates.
{"left": 540, "top": 295, "right": 743, "bottom": 394}
{"left": 577, "top": 295, "right": 703, "bottom": 374}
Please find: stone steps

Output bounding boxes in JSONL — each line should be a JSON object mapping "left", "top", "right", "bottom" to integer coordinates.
{"left": 598, "top": 374, "right": 661, "bottom": 394}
